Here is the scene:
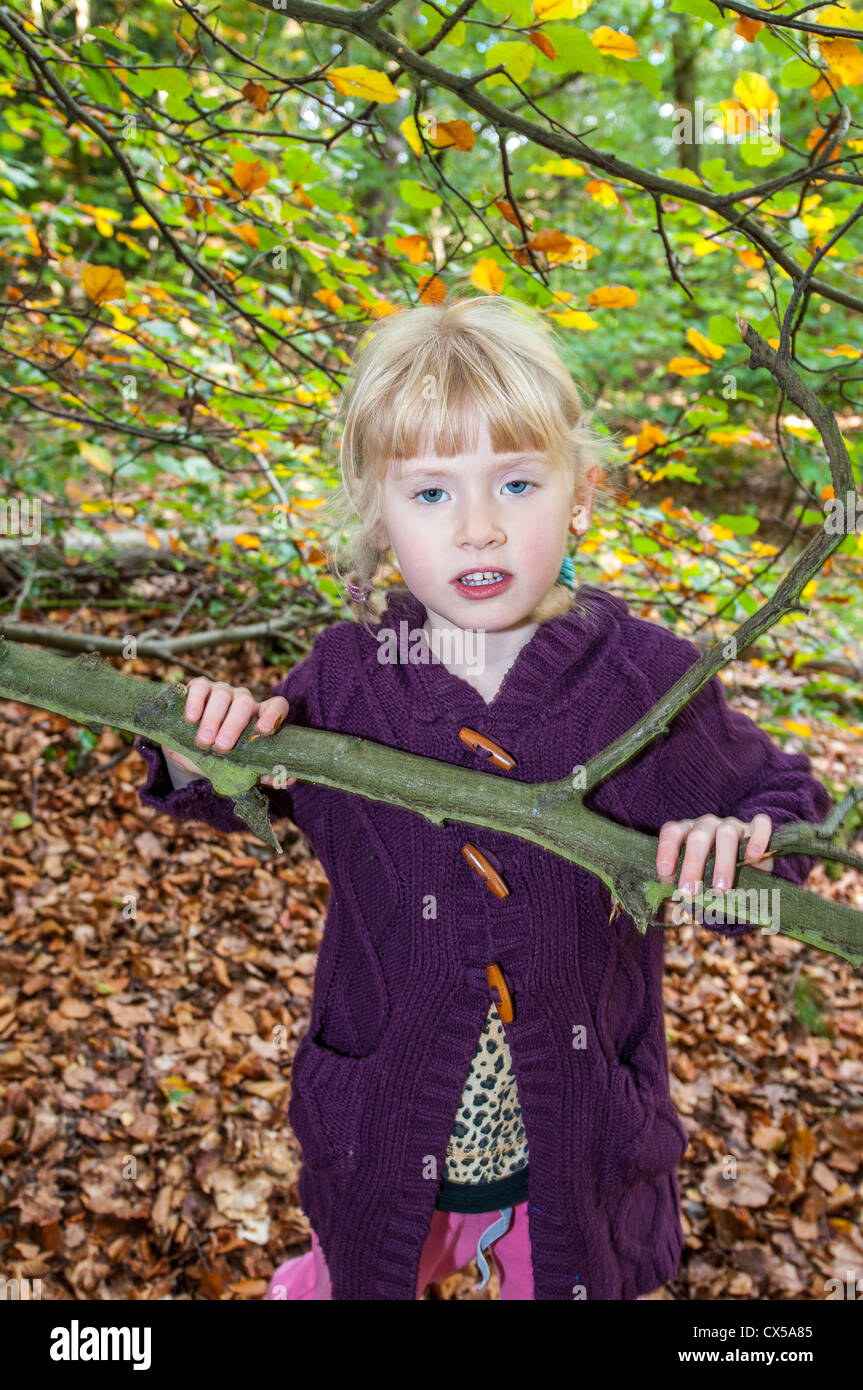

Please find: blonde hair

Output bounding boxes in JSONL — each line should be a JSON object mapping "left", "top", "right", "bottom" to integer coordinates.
{"left": 321, "top": 293, "right": 620, "bottom": 633}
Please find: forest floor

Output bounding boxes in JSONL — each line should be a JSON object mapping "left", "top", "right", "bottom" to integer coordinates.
{"left": 1, "top": 590, "right": 862, "bottom": 1302}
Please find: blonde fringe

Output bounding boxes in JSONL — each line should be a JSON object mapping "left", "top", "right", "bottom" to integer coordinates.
{"left": 316, "top": 292, "right": 623, "bottom": 635}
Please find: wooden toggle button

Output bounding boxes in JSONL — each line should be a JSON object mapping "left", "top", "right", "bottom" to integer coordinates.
{"left": 458, "top": 727, "right": 516, "bottom": 771}
{"left": 486, "top": 961, "right": 514, "bottom": 1023}
{"left": 461, "top": 842, "right": 510, "bottom": 898}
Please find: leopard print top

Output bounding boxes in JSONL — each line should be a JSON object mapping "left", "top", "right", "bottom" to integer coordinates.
{"left": 441, "top": 1001, "right": 529, "bottom": 1184}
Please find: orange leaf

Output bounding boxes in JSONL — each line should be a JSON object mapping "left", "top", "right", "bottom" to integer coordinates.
{"left": 735, "top": 16, "right": 763, "bottom": 41}
{"left": 231, "top": 159, "right": 271, "bottom": 198}
{"left": 81, "top": 265, "right": 126, "bottom": 303}
{"left": 184, "top": 195, "right": 213, "bottom": 218}
{"left": 394, "top": 234, "right": 430, "bottom": 264}
{"left": 429, "top": 119, "right": 476, "bottom": 151}
{"left": 232, "top": 223, "right": 260, "bottom": 248}
{"left": 494, "top": 199, "right": 528, "bottom": 229}
{"left": 529, "top": 31, "right": 557, "bottom": 59}
{"left": 418, "top": 275, "right": 446, "bottom": 305}
{"left": 587, "top": 284, "right": 638, "bottom": 308}
{"left": 242, "top": 80, "right": 269, "bottom": 112}
{"left": 667, "top": 355, "right": 710, "bottom": 377}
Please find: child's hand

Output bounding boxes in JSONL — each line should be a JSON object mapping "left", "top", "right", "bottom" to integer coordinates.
{"left": 164, "top": 677, "right": 296, "bottom": 789}
{"left": 655, "top": 813, "right": 773, "bottom": 894}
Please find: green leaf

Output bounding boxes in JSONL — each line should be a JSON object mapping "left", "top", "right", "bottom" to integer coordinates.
{"left": 670, "top": 0, "right": 718, "bottom": 21}
{"left": 10, "top": 811, "right": 33, "bottom": 830}
{"left": 739, "top": 138, "right": 783, "bottom": 168}
{"left": 737, "top": 591, "right": 759, "bottom": 617}
{"left": 715, "top": 513, "right": 760, "bottom": 534}
{"left": 85, "top": 27, "right": 143, "bottom": 54}
{"left": 708, "top": 315, "right": 742, "bottom": 346}
{"left": 484, "top": 42, "right": 536, "bottom": 89}
{"left": 782, "top": 58, "right": 818, "bottom": 89}
{"left": 399, "top": 180, "right": 441, "bottom": 209}
{"left": 632, "top": 534, "right": 660, "bottom": 555}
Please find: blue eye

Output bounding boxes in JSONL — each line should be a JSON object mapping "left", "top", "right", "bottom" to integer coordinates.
{"left": 503, "top": 480, "right": 532, "bottom": 495}
{"left": 416, "top": 487, "right": 447, "bottom": 504}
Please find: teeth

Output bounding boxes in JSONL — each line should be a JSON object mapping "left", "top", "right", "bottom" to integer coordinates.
{"left": 460, "top": 571, "right": 506, "bottom": 585}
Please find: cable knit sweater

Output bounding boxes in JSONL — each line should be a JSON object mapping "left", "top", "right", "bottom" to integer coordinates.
{"left": 134, "top": 584, "right": 831, "bottom": 1300}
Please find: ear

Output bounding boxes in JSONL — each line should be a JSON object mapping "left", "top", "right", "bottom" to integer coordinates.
{"left": 570, "top": 463, "right": 600, "bottom": 536}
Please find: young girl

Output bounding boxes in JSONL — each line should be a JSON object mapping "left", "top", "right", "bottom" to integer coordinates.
{"left": 135, "top": 295, "right": 831, "bottom": 1301}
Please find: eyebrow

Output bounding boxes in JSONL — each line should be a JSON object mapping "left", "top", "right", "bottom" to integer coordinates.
{"left": 400, "top": 453, "right": 547, "bottom": 481}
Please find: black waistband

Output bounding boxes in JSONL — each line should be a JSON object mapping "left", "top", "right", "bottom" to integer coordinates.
{"left": 435, "top": 1164, "right": 530, "bottom": 1214}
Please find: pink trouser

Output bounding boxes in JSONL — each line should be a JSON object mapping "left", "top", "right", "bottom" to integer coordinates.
{"left": 265, "top": 1200, "right": 652, "bottom": 1300}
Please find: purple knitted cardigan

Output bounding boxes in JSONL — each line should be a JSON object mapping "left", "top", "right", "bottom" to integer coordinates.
{"left": 135, "top": 585, "right": 831, "bottom": 1300}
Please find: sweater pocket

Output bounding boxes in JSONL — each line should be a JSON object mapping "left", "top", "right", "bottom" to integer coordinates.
{"left": 597, "top": 1056, "right": 688, "bottom": 1206}
{"left": 288, "top": 1030, "right": 379, "bottom": 1174}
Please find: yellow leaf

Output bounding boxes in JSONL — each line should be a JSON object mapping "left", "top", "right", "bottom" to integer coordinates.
{"left": 820, "top": 38, "right": 863, "bottom": 86}
{"left": 782, "top": 719, "right": 812, "bottom": 738}
{"left": 733, "top": 71, "right": 779, "bottom": 113}
{"left": 819, "top": 5, "right": 863, "bottom": 30}
{"left": 81, "top": 265, "right": 126, "bottom": 303}
{"left": 104, "top": 303, "right": 137, "bottom": 331}
{"left": 590, "top": 26, "right": 640, "bottom": 59}
{"left": 231, "top": 159, "right": 271, "bottom": 197}
{"left": 587, "top": 284, "right": 638, "bottom": 308}
{"left": 326, "top": 66, "right": 400, "bottom": 104}
{"left": 707, "top": 428, "right": 752, "bottom": 444}
{"left": 801, "top": 580, "right": 818, "bottom": 600}
{"left": 585, "top": 179, "right": 618, "bottom": 208}
{"left": 129, "top": 212, "right": 156, "bottom": 230}
{"left": 667, "top": 356, "right": 710, "bottom": 377}
{"left": 114, "top": 232, "right": 147, "bottom": 255}
{"left": 234, "top": 533, "right": 260, "bottom": 549}
{"left": 471, "top": 259, "right": 505, "bottom": 293}
{"left": 822, "top": 343, "right": 862, "bottom": 358}
{"left": 549, "top": 309, "right": 598, "bottom": 330}
{"left": 399, "top": 114, "right": 423, "bottom": 156}
{"left": 79, "top": 442, "right": 112, "bottom": 474}
{"left": 686, "top": 328, "right": 725, "bottom": 360}
{"left": 533, "top": 0, "right": 592, "bottom": 19}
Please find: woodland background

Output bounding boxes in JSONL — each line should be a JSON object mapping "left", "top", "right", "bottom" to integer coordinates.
{"left": 1, "top": 0, "right": 862, "bottom": 1299}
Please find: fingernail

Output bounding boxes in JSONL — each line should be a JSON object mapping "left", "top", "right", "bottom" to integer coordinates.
{"left": 714, "top": 875, "right": 728, "bottom": 890}
{"left": 680, "top": 879, "right": 695, "bottom": 896}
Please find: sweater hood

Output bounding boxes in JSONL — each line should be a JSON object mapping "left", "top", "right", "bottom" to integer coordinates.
{"left": 362, "top": 582, "right": 632, "bottom": 724}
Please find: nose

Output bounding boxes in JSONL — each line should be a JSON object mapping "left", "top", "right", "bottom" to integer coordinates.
{"left": 454, "top": 494, "right": 506, "bottom": 551}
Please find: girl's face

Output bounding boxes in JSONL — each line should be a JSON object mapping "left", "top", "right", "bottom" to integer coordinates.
{"left": 377, "top": 415, "right": 597, "bottom": 631}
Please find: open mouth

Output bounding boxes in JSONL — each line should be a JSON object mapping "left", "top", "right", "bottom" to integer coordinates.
{"left": 452, "top": 569, "right": 513, "bottom": 599}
